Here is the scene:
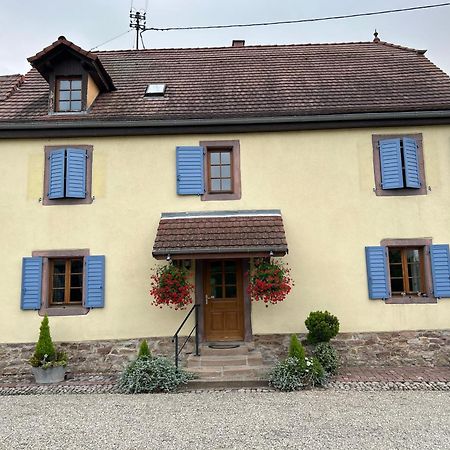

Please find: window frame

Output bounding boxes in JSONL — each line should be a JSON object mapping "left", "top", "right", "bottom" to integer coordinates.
{"left": 48, "top": 258, "right": 84, "bottom": 306}
{"left": 55, "top": 76, "right": 83, "bottom": 113}
{"left": 43, "top": 145, "right": 93, "bottom": 206}
{"left": 381, "top": 238, "right": 436, "bottom": 304}
{"left": 372, "top": 134, "right": 427, "bottom": 196}
{"left": 32, "top": 249, "right": 90, "bottom": 316}
{"left": 200, "top": 140, "right": 241, "bottom": 201}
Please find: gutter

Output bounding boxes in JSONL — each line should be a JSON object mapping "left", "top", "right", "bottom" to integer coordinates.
{"left": 2, "top": 110, "right": 450, "bottom": 137}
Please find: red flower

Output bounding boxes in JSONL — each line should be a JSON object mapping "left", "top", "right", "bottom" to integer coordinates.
{"left": 247, "top": 258, "right": 293, "bottom": 305}
{"left": 149, "top": 264, "right": 194, "bottom": 310}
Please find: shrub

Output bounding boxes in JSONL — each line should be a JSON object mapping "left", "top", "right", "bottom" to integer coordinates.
{"left": 305, "top": 311, "right": 339, "bottom": 344}
{"left": 314, "top": 342, "right": 338, "bottom": 376}
{"left": 268, "top": 357, "right": 308, "bottom": 392}
{"left": 30, "top": 315, "right": 67, "bottom": 369}
{"left": 137, "top": 340, "right": 151, "bottom": 359}
{"left": 302, "top": 356, "right": 327, "bottom": 387}
{"left": 288, "top": 334, "right": 305, "bottom": 362}
{"left": 119, "top": 356, "right": 195, "bottom": 393}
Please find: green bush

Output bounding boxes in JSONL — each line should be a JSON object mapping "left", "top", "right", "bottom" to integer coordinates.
{"left": 305, "top": 311, "right": 339, "bottom": 344}
{"left": 137, "top": 340, "right": 151, "bottom": 359}
{"left": 314, "top": 342, "right": 338, "bottom": 376}
{"left": 30, "top": 315, "right": 67, "bottom": 369}
{"left": 268, "top": 357, "right": 308, "bottom": 392}
{"left": 303, "top": 356, "right": 327, "bottom": 387}
{"left": 288, "top": 334, "right": 305, "bottom": 361}
{"left": 119, "top": 356, "right": 195, "bottom": 393}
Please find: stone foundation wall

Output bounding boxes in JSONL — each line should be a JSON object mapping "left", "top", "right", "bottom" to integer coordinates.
{"left": 1, "top": 330, "right": 448, "bottom": 376}
{"left": 254, "top": 330, "right": 450, "bottom": 367}
{"left": 0, "top": 337, "right": 195, "bottom": 376}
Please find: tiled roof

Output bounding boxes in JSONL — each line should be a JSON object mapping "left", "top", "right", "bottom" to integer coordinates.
{"left": 0, "top": 74, "right": 23, "bottom": 101}
{"left": 152, "top": 211, "right": 288, "bottom": 258}
{"left": 2, "top": 40, "right": 450, "bottom": 123}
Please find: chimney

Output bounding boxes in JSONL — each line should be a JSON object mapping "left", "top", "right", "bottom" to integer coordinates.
{"left": 232, "top": 40, "right": 245, "bottom": 48}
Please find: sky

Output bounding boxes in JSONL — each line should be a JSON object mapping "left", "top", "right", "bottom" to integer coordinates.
{"left": 1, "top": 0, "right": 450, "bottom": 75}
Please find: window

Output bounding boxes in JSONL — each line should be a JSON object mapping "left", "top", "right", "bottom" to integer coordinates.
{"left": 202, "top": 141, "right": 240, "bottom": 200}
{"left": 372, "top": 134, "right": 427, "bottom": 196}
{"left": 208, "top": 150, "right": 232, "bottom": 193}
{"left": 175, "top": 141, "right": 241, "bottom": 200}
{"left": 365, "top": 238, "right": 443, "bottom": 304}
{"left": 55, "top": 77, "right": 82, "bottom": 112}
{"left": 21, "top": 250, "right": 105, "bottom": 316}
{"left": 49, "top": 258, "right": 83, "bottom": 306}
{"left": 43, "top": 145, "right": 93, "bottom": 205}
{"left": 388, "top": 247, "right": 425, "bottom": 296}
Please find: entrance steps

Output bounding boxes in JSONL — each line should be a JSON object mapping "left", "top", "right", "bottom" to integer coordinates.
{"left": 185, "top": 342, "right": 271, "bottom": 384}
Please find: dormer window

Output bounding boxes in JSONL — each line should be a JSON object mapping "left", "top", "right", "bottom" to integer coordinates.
{"left": 27, "top": 36, "right": 115, "bottom": 116}
{"left": 56, "top": 77, "right": 82, "bottom": 112}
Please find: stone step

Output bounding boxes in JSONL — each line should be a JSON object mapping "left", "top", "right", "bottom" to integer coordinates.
{"left": 200, "top": 345, "right": 252, "bottom": 356}
{"left": 187, "top": 365, "right": 270, "bottom": 380}
{"left": 186, "top": 353, "right": 264, "bottom": 368}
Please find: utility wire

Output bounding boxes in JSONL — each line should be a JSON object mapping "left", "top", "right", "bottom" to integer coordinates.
{"left": 90, "top": 30, "right": 132, "bottom": 51}
{"left": 145, "top": 2, "right": 450, "bottom": 31}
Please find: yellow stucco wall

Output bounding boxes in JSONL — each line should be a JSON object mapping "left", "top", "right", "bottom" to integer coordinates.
{"left": 1, "top": 125, "right": 450, "bottom": 343}
{"left": 86, "top": 75, "right": 100, "bottom": 109}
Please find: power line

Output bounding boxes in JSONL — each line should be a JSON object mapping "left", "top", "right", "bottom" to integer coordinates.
{"left": 90, "top": 30, "right": 131, "bottom": 51}
{"left": 144, "top": 2, "right": 450, "bottom": 32}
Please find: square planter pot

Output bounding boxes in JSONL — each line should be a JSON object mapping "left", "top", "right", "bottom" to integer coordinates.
{"left": 32, "top": 366, "right": 66, "bottom": 384}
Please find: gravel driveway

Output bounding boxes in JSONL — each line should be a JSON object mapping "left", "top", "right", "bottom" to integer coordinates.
{"left": 0, "top": 390, "right": 449, "bottom": 449}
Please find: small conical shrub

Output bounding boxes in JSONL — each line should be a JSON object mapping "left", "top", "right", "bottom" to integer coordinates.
{"left": 33, "top": 315, "right": 56, "bottom": 362}
{"left": 137, "top": 339, "right": 151, "bottom": 359}
{"left": 288, "top": 334, "right": 306, "bottom": 361}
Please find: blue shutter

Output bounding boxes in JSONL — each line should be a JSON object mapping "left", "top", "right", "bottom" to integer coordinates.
{"left": 21, "top": 257, "right": 43, "bottom": 310}
{"left": 430, "top": 244, "right": 450, "bottom": 298}
{"left": 176, "top": 146, "right": 204, "bottom": 195}
{"left": 85, "top": 255, "right": 105, "bottom": 308}
{"left": 66, "top": 148, "right": 87, "bottom": 198}
{"left": 365, "top": 246, "right": 390, "bottom": 299}
{"left": 379, "top": 139, "right": 403, "bottom": 189}
{"left": 48, "top": 149, "right": 66, "bottom": 199}
{"left": 403, "top": 138, "right": 421, "bottom": 188}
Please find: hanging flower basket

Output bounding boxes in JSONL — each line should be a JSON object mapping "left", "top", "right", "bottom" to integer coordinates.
{"left": 248, "top": 258, "right": 293, "bottom": 305}
{"left": 150, "top": 264, "right": 194, "bottom": 310}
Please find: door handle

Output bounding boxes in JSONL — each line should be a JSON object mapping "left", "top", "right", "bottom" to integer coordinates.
{"left": 205, "top": 294, "right": 215, "bottom": 305}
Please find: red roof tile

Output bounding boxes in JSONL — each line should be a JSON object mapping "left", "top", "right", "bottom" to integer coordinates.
{"left": 153, "top": 213, "right": 288, "bottom": 258}
{"left": 2, "top": 40, "right": 450, "bottom": 123}
{"left": 0, "top": 74, "right": 23, "bottom": 101}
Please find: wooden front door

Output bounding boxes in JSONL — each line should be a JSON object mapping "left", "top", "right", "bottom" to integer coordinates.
{"left": 204, "top": 260, "right": 244, "bottom": 341}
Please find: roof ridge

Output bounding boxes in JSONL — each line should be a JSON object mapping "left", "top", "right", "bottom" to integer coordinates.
{"left": 375, "top": 40, "right": 426, "bottom": 55}
{"left": 93, "top": 40, "right": 422, "bottom": 54}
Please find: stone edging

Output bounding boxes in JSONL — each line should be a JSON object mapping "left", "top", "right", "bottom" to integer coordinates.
{"left": 1, "top": 381, "right": 449, "bottom": 396}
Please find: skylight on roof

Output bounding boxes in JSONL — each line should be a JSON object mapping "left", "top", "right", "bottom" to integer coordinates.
{"left": 145, "top": 83, "right": 166, "bottom": 96}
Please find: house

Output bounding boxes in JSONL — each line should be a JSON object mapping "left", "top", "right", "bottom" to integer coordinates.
{"left": 0, "top": 35, "right": 449, "bottom": 375}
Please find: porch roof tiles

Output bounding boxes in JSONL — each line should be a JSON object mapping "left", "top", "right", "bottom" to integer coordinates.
{"left": 152, "top": 211, "right": 288, "bottom": 259}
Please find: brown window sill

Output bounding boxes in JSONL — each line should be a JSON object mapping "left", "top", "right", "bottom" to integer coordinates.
{"left": 385, "top": 295, "right": 437, "bottom": 304}
{"left": 202, "top": 192, "right": 241, "bottom": 201}
{"left": 39, "top": 305, "right": 89, "bottom": 316}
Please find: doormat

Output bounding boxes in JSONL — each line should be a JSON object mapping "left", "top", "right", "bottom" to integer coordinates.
{"left": 208, "top": 343, "right": 240, "bottom": 349}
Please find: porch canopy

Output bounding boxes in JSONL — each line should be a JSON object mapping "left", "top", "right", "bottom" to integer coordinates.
{"left": 152, "top": 210, "right": 288, "bottom": 260}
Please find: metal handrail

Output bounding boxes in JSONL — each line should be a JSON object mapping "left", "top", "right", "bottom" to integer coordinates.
{"left": 172, "top": 304, "right": 200, "bottom": 368}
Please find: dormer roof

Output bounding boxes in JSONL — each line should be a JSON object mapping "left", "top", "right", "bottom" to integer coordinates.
{"left": 27, "top": 36, "right": 115, "bottom": 92}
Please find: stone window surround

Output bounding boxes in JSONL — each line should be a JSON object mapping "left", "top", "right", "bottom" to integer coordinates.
{"left": 32, "top": 249, "right": 90, "bottom": 316}
{"left": 43, "top": 145, "right": 93, "bottom": 206}
{"left": 372, "top": 133, "right": 427, "bottom": 196}
{"left": 380, "top": 238, "right": 436, "bottom": 304}
{"left": 200, "top": 140, "right": 241, "bottom": 201}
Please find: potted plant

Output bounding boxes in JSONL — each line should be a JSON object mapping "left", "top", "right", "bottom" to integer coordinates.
{"left": 30, "top": 315, "right": 67, "bottom": 384}
{"left": 248, "top": 258, "right": 293, "bottom": 305}
{"left": 150, "top": 263, "right": 194, "bottom": 310}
